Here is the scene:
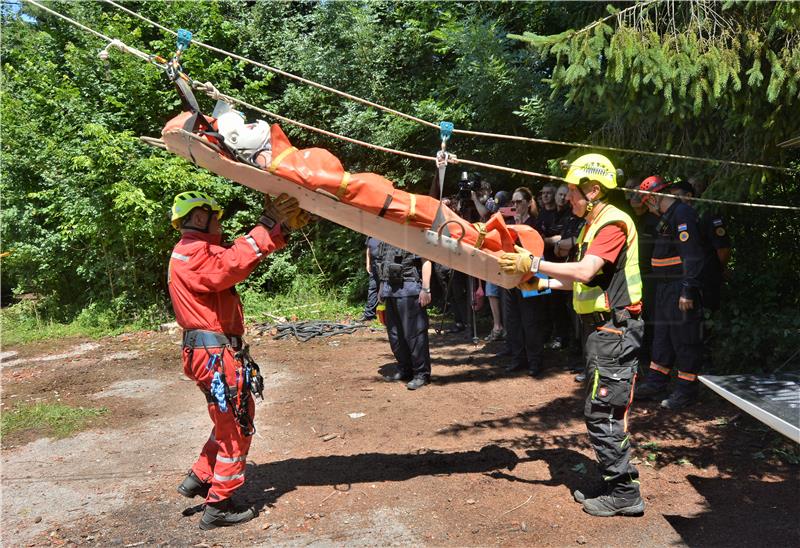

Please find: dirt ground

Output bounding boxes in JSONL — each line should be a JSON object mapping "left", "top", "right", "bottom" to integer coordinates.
{"left": 1, "top": 325, "right": 798, "bottom": 547}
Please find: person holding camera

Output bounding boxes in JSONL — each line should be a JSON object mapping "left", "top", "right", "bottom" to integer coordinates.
{"left": 376, "top": 242, "right": 433, "bottom": 390}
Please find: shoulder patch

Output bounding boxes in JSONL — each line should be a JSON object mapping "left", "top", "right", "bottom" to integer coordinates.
{"left": 712, "top": 218, "right": 724, "bottom": 227}
{"left": 715, "top": 227, "right": 726, "bottom": 237}
{"left": 679, "top": 231, "right": 690, "bottom": 242}
{"left": 677, "top": 223, "right": 688, "bottom": 231}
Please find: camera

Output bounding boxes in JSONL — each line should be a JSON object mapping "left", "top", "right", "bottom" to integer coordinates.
{"left": 457, "top": 171, "right": 481, "bottom": 199}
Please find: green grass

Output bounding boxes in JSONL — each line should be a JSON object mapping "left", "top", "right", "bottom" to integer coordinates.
{"left": 242, "top": 275, "right": 362, "bottom": 322}
{"left": 1, "top": 402, "right": 108, "bottom": 439}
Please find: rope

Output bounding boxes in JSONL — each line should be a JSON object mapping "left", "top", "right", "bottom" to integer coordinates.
{"left": 192, "top": 82, "right": 564, "bottom": 181}
{"left": 621, "top": 187, "right": 800, "bottom": 211}
{"left": 22, "top": 0, "right": 800, "bottom": 211}
{"left": 255, "top": 320, "right": 369, "bottom": 342}
{"left": 101, "top": 0, "right": 788, "bottom": 172}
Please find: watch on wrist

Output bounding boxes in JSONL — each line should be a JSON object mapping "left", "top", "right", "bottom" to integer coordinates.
{"left": 258, "top": 214, "right": 277, "bottom": 229}
{"left": 421, "top": 287, "right": 431, "bottom": 293}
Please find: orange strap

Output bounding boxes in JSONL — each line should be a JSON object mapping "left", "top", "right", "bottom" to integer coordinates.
{"left": 597, "top": 326, "right": 623, "bottom": 335}
{"left": 677, "top": 371, "right": 698, "bottom": 382}
{"left": 268, "top": 146, "right": 298, "bottom": 173}
{"left": 652, "top": 256, "right": 682, "bottom": 267}
{"left": 336, "top": 172, "right": 351, "bottom": 200}
{"left": 649, "top": 363, "right": 671, "bottom": 375}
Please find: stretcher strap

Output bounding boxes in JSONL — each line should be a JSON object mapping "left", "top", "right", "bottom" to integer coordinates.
{"left": 336, "top": 171, "right": 351, "bottom": 200}
{"left": 378, "top": 194, "right": 393, "bottom": 218}
{"left": 268, "top": 146, "right": 298, "bottom": 173}
{"left": 473, "top": 222, "right": 487, "bottom": 249}
{"left": 406, "top": 194, "right": 416, "bottom": 224}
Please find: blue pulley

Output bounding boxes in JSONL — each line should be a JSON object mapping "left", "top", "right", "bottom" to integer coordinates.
{"left": 439, "top": 121, "right": 454, "bottom": 143}
{"left": 176, "top": 28, "right": 193, "bottom": 53}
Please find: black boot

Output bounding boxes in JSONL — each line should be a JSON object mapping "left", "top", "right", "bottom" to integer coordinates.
{"left": 177, "top": 471, "right": 210, "bottom": 499}
{"left": 199, "top": 499, "right": 258, "bottom": 530}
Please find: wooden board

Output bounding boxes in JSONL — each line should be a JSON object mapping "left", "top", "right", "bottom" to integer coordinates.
{"left": 162, "top": 128, "right": 526, "bottom": 288}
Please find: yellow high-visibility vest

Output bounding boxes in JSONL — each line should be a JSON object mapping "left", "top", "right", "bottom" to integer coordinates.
{"left": 573, "top": 204, "right": 642, "bottom": 314}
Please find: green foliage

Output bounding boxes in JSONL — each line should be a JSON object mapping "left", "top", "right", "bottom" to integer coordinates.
{"left": 1, "top": 402, "right": 108, "bottom": 439}
{"left": 511, "top": 1, "right": 800, "bottom": 371}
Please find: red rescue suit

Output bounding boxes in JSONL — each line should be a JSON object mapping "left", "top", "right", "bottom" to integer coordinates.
{"left": 168, "top": 225, "right": 285, "bottom": 503}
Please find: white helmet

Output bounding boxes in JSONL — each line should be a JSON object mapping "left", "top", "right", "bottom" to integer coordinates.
{"left": 216, "top": 111, "right": 271, "bottom": 156}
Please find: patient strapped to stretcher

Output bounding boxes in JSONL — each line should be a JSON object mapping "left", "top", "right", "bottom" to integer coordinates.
{"left": 162, "top": 109, "right": 543, "bottom": 261}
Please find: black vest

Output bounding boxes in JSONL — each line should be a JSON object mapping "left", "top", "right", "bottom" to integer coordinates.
{"left": 376, "top": 242, "right": 420, "bottom": 285}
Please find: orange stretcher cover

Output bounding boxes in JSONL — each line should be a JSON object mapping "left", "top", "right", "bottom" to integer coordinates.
{"left": 161, "top": 111, "right": 542, "bottom": 288}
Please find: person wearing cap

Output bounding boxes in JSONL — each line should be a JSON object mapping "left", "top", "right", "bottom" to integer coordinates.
{"left": 634, "top": 177, "right": 709, "bottom": 411}
{"left": 168, "top": 190, "right": 308, "bottom": 529}
{"left": 499, "top": 154, "right": 645, "bottom": 517}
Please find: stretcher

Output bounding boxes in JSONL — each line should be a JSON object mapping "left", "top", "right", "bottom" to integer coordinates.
{"left": 160, "top": 111, "right": 543, "bottom": 289}
{"left": 699, "top": 372, "right": 800, "bottom": 443}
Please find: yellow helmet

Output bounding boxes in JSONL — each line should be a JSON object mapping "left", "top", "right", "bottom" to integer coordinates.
{"left": 564, "top": 154, "right": 617, "bottom": 190}
{"left": 170, "top": 191, "right": 223, "bottom": 229}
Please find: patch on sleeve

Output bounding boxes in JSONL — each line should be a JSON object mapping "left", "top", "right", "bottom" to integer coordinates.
{"left": 712, "top": 218, "right": 724, "bottom": 227}
{"left": 679, "top": 231, "right": 690, "bottom": 242}
{"left": 715, "top": 227, "right": 726, "bottom": 237}
{"left": 677, "top": 223, "right": 688, "bottom": 231}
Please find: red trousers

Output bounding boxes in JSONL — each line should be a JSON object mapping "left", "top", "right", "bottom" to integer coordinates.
{"left": 183, "top": 345, "right": 255, "bottom": 503}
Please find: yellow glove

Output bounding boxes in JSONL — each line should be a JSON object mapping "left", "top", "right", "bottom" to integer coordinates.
{"left": 498, "top": 245, "right": 538, "bottom": 275}
{"left": 284, "top": 209, "right": 311, "bottom": 231}
{"left": 517, "top": 278, "right": 548, "bottom": 292}
{"left": 263, "top": 193, "right": 300, "bottom": 224}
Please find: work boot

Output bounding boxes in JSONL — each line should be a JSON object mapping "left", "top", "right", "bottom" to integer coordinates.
{"left": 199, "top": 499, "right": 258, "bottom": 530}
{"left": 177, "top": 471, "right": 210, "bottom": 499}
{"left": 634, "top": 381, "right": 668, "bottom": 401}
{"left": 383, "top": 370, "right": 412, "bottom": 382}
{"left": 573, "top": 484, "right": 608, "bottom": 503}
{"left": 406, "top": 375, "right": 430, "bottom": 390}
{"left": 582, "top": 494, "right": 645, "bottom": 517}
{"left": 660, "top": 390, "right": 697, "bottom": 411}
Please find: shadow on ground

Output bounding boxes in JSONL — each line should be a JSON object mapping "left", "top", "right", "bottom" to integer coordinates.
{"left": 238, "top": 444, "right": 520, "bottom": 511}
{"left": 664, "top": 474, "right": 800, "bottom": 547}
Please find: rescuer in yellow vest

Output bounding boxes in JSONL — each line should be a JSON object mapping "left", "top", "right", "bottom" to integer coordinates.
{"left": 499, "top": 154, "right": 645, "bottom": 517}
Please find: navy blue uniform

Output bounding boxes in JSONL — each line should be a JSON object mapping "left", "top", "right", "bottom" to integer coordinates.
{"left": 698, "top": 211, "right": 731, "bottom": 311}
{"left": 646, "top": 201, "right": 708, "bottom": 393}
{"left": 362, "top": 237, "right": 381, "bottom": 319}
{"left": 377, "top": 243, "right": 431, "bottom": 379}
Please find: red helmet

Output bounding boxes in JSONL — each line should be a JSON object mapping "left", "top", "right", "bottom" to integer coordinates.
{"left": 638, "top": 176, "right": 669, "bottom": 207}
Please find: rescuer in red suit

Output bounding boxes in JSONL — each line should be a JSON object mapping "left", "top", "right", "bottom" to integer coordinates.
{"left": 168, "top": 190, "right": 307, "bottom": 529}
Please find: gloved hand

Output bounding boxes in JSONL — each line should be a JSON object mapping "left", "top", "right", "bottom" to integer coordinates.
{"left": 517, "top": 277, "right": 548, "bottom": 292}
{"left": 284, "top": 209, "right": 311, "bottom": 231}
{"left": 499, "top": 245, "right": 539, "bottom": 275}
{"left": 260, "top": 193, "right": 300, "bottom": 228}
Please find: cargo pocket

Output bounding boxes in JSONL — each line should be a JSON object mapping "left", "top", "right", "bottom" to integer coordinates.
{"left": 590, "top": 358, "right": 635, "bottom": 407}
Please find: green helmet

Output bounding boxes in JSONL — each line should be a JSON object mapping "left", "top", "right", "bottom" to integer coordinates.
{"left": 171, "top": 191, "right": 223, "bottom": 229}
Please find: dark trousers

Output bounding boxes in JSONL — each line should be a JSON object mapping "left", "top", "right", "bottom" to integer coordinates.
{"left": 546, "top": 290, "right": 573, "bottom": 344}
{"left": 385, "top": 295, "right": 431, "bottom": 378}
{"left": 448, "top": 271, "right": 471, "bottom": 326}
{"left": 648, "top": 281, "right": 704, "bottom": 393}
{"left": 639, "top": 275, "right": 656, "bottom": 370}
{"left": 363, "top": 269, "right": 380, "bottom": 318}
{"left": 583, "top": 316, "right": 643, "bottom": 500}
{"left": 505, "top": 288, "right": 546, "bottom": 372}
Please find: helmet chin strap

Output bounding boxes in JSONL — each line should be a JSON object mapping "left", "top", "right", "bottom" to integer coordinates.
{"left": 576, "top": 185, "right": 603, "bottom": 218}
